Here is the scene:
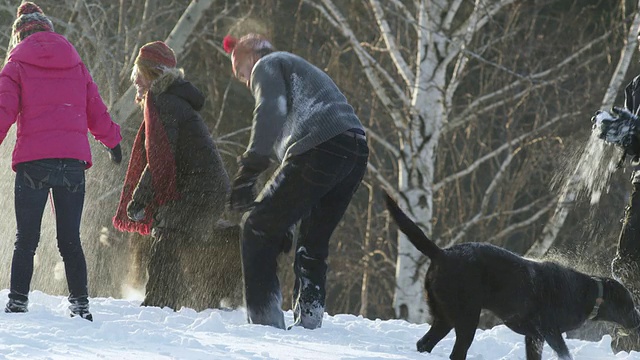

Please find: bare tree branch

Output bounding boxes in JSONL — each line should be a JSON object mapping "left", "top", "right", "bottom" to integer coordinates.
{"left": 445, "top": 151, "right": 514, "bottom": 246}
{"left": 214, "top": 78, "right": 233, "bottom": 134}
{"left": 369, "top": 0, "right": 414, "bottom": 87}
{"left": 489, "top": 199, "right": 556, "bottom": 244}
{"left": 447, "top": 32, "right": 610, "bottom": 131}
{"left": 315, "top": 0, "right": 408, "bottom": 131}
{"left": 367, "top": 163, "right": 396, "bottom": 199}
{"left": 365, "top": 127, "right": 400, "bottom": 157}
{"left": 453, "top": 0, "right": 518, "bottom": 38}
{"left": 434, "top": 112, "right": 577, "bottom": 191}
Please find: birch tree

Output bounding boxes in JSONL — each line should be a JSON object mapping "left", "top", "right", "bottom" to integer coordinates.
{"left": 307, "top": 0, "right": 624, "bottom": 323}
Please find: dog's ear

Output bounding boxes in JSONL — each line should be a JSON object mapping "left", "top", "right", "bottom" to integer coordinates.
{"left": 598, "top": 278, "right": 640, "bottom": 331}
{"left": 603, "top": 278, "right": 631, "bottom": 300}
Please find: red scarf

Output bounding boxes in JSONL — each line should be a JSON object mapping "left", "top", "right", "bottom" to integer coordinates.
{"left": 112, "top": 94, "right": 180, "bottom": 235}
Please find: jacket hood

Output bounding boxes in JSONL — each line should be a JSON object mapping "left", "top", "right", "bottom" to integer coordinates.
{"left": 151, "top": 68, "right": 205, "bottom": 111}
{"left": 8, "top": 31, "right": 81, "bottom": 69}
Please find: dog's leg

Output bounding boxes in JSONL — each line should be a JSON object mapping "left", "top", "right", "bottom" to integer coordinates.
{"left": 524, "top": 335, "right": 543, "bottom": 360}
{"left": 450, "top": 324, "right": 477, "bottom": 360}
{"left": 449, "top": 308, "right": 480, "bottom": 360}
{"left": 416, "top": 318, "right": 452, "bottom": 353}
{"left": 543, "top": 330, "right": 572, "bottom": 360}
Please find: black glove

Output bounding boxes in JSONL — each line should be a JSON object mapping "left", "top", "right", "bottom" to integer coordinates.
{"left": 106, "top": 143, "right": 122, "bottom": 164}
{"left": 126, "top": 200, "right": 146, "bottom": 222}
{"left": 228, "top": 153, "right": 270, "bottom": 213}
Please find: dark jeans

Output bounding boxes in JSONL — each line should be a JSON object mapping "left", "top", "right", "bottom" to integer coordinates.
{"left": 10, "top": 159, "right": 88, "bottom": 305}
{"left": 241, "top": 132, "right": 368, "bottom": 328}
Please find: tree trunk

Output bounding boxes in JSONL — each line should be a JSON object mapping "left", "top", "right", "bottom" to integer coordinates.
{"left": 394, "top": 111, "right": 443, "bottom": 323}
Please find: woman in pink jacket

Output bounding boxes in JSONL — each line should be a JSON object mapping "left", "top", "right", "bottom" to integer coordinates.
{"left": 0, "top": 3, "right": 122, "bottom": 321}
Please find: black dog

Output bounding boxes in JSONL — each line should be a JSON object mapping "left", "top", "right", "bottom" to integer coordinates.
{"left": 384, "top": 192, "right": 640, "bottom": 360}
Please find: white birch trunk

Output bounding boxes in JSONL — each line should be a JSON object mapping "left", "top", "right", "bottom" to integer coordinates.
{"left": 109, "top": 0, "right": 214, "bottom": 123}
{"left": 525, "top": 4, "right": 640, "bottom": 258}
{"left": 394, "top": 108, "right": 445, "bottom": 323}
{"left": 392, "top": 1, "right": 447, "bottom": 323}
{"left": 394, "top": 148, "right": 437, "bottom": 322}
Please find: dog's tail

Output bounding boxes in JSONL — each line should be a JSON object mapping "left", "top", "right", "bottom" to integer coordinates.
{"left": 383, "top": 190, "right": 443, "bottom": 260}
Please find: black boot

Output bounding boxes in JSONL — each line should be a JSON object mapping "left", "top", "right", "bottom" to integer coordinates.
{"left": 291, "top": 248, "right": 327, "bottom": 329}
{"left": 69, "top": 297, "right": 93, "bottom": 321}
{"left": 5, "top": 298, "right": 28, "bottom": 313}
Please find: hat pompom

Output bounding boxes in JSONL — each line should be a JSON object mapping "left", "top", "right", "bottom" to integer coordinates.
{"left": 17, "top": 2, "right": 43, "bottom": 17}
{"left": 223, "top": 35, "right": 237, "bottom": 54}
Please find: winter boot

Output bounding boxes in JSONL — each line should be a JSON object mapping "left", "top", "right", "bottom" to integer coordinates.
{"left": 291, "top": 248, "right": 327, "bottom": 330}
{"left": 5, "top": 298, "right": 28, "bottom": 313}
{"left": 69, "top": 298, "right": 93, "bottom": 321}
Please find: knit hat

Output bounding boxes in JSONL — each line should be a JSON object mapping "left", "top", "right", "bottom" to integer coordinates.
{"left": 223, "top": 34, "right": 273, "bottom": 77}
{"left": 17, "top": 2, "right": 42, "bottom": 16}
{"left": 12, "top": 2, "right": 54, "bottom": 43}
{"left": 223, "top": 33, "right": 273, "bottom": 57}
{"left": 135, "top": 41, "right": 177, "bottom": 70}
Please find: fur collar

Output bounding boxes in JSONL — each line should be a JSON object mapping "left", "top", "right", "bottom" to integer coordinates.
{"left": 150, "top": 68, "right": 184, "bottom": 94}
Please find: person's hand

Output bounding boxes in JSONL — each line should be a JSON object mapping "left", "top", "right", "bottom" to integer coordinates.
{"left": 228, "top": 152, "right": 270, "bottom": 213}
{"left": 126, "top": 200, "right": 146, "bottom": 222}
{"left": 106, "top": 144, "right": 122, "bottom": 164}
{"left": 229, "top": 180, "right": 256, "bottom": 213}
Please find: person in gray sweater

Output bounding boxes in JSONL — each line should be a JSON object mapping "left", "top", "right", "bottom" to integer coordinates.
{"left": 223, "top": 33, "right": 368, "bottom": 329}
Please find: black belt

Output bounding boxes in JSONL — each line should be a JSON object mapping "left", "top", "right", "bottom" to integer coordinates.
{"left": 343, "top": 129, "right": 366, "bottom": 140}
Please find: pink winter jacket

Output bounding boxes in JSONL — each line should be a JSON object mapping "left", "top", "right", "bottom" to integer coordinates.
{"left": 0, "top": 31, "right": 121, "bottom": 171}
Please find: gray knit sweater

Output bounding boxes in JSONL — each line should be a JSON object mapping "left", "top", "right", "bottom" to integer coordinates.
{"left": 245, "top": 51, "right": 364, "bottom": 162}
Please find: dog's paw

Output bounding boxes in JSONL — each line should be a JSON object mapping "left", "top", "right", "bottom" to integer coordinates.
{"left": 416, "top": 339, "right": 429, "bottom": 353}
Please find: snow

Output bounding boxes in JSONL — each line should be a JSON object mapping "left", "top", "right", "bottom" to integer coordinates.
{"left": 0, "top": 290, "right": 638, "bottom": 359}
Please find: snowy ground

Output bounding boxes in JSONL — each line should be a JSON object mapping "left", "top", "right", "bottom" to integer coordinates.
{"left": 0, "top": 290, "right": 637, "bottom": 359}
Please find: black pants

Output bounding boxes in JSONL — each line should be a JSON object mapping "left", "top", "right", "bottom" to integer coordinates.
{"left": 241, "top": 132, "right": 368, "bottom": 329}
{"left": 10, "top": 159, "right": 88, "bottom": 305}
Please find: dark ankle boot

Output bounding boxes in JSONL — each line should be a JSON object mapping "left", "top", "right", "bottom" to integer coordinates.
{"left": 5, "top": 298, "right": 28, "bottom": 313}
{"left": 69, "top": 297, "right": 93, "bottom": 321}
{"left": 292, "top": 248, "right": 327, "bottom": 329}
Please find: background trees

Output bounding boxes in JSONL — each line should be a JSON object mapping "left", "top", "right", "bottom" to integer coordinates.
{"left": 0, "top": 0, "right": 637, "bottom": 332}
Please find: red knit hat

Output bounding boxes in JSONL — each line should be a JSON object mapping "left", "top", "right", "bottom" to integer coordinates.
{"left": 135, "top": 41, "right": 177, "bottom": 69}
{"left": 223, "top": 34, "right": 273, "bottom": 77}
{"left": 223, "top": 33, "right": 273, "bottom": 56}
{"left": 12, "top": 2, "right": 53, "bottom": 42}
{"left": 17, "top": 2, "right": 43, "bottom": 17}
